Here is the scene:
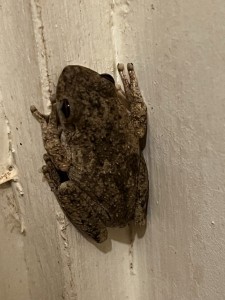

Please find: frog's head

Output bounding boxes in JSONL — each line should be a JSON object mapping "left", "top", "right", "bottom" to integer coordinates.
{"left": 56, "top": 65, "right": 117, "bottom": 130}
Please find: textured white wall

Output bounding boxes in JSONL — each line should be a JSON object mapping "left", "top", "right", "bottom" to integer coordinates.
{"left": 0, "top": 1, "right": 225, "bottom": 299}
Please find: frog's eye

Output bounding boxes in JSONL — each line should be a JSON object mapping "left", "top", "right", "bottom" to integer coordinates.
{"left": 100, "top": 73, "right": 115, "bottom": 84}
{"left": 61, "top": 99, "right": 70, "bottom": 118}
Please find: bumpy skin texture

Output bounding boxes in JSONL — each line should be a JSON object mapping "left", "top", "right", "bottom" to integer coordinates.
{"left": 31, "top": 63, "right": 148, "bottom": 243}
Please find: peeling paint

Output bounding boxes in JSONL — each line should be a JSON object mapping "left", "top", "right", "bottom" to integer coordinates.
{"left": 0, "top": 92, "right": 24, "bottom": 196}
{"left": 30, "top": 0, "right": 51, "bottom": 113}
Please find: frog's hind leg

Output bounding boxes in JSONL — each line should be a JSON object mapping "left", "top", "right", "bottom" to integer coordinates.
{"left": 42, "top": 154, "right": 108, "bottom": 243}
{"left": 58, "top": 181, "right": 108, "bottom": 243}
{"left": 117, "top": 63, "right": 147, "bottom": 148}
{"left": 135, "top": 154, "right": 149, "bottom": 226}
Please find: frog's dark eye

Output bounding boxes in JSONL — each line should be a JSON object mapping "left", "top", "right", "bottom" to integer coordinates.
{"left": 100, "top": 73, "right": 115, "bottom": 84}
{"left": 61, "top": 99, "right": 70, "bottom": 118}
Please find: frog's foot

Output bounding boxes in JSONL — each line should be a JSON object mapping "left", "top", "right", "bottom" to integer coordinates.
{"left": 30, "top": 104, "right": 71, "bottom": 171}
{"left": 117, "top": 63, "right": 147, "bottom": 143}
{"left": 30, "top": 105, "right": 50, "bottom": 123}
{"left": 79, "top": 223, "right": 108, "bottom": 243}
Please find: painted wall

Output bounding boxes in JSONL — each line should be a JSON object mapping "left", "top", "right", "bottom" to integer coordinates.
{"left": 0, "top": 1, "right": 225, "bottom": 299}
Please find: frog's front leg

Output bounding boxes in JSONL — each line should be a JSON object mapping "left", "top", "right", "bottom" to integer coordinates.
{"left": 43, "top": 155, "right": 108, "bottom": 243}
{"left": 117, "top": 63, "right": 147, "bottom": 149}
{"left": 30, "top": 103, "right": 71, "bottom": 171}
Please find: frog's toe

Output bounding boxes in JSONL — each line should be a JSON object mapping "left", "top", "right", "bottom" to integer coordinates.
{"left": 93, "top": 228, "right": 108, "bottom": 243}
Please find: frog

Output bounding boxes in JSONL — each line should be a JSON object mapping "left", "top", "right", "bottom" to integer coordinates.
{"left": 30, "top": 63, "right": 148, "bottom": 243}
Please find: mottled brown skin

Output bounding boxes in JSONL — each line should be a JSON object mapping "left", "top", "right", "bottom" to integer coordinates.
{"left": 31, "top": 63, "right": 148, "bottom": 243}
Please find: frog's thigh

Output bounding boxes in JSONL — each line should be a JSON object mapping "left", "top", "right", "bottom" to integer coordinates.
{"left": 58, "top": 181, "right": 108, "bottom": 243}
{"left": 135, "top": 154, "right": 149, "bottom": 225}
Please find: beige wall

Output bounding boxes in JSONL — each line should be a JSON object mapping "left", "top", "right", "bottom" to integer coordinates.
{"left": 0, "top": 0, "right": 225, "bottom": 299}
